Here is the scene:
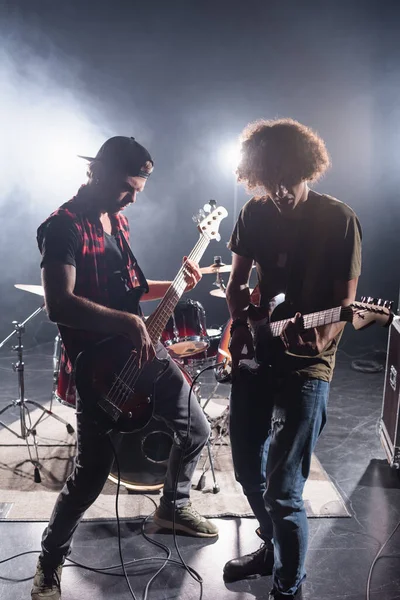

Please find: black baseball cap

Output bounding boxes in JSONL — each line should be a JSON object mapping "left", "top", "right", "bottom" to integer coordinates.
{"left": 78, "top": 136, "right": 153, "bottom": 178}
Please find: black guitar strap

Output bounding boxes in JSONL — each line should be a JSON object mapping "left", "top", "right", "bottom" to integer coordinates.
{"left": 117, "top": 230, "right": 149, "bottom": 294}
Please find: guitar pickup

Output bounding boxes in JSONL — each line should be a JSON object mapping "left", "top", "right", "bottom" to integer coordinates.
{"left": 98, "top": 396, "right": 122, "bottom": 423}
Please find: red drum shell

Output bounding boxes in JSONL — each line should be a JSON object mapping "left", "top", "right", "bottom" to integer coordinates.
{"left": 161, "top": 299, "right": 209, "bottom": 358}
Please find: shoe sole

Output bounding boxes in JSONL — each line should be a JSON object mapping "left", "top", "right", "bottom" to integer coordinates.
{"left": 153, "top": 515, "right": 219, "bottom": 538}
{"left": 223, "top": 572, "right": 263, "bottom": 583}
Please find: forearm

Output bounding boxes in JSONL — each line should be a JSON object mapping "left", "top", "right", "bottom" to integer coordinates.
{"left": 47, "top": 294, "right": 138, "bottom": 336}
{"left": 314, "top": 287, "right": 357, "bottom": 352}
{"left": 144, "top": 280, "right": 172, "bottom": 302}
{"left": 226, "top": 280, "right": 251, "bottom": 321}
{"left": 314, "top": 321, "right": 345, "bottom": 352}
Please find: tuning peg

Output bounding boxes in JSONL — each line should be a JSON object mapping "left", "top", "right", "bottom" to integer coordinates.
{"left": 198, "top": 209, "right": 206, "bottom": 220}
{"left": 384, "top": 300, "right": 394, "bottom": 310}
{"left": 209, "top": 199, "right": 217, "bottom": 209}
{"left": 360, "top": 296, "right": 367, "bottom": 303}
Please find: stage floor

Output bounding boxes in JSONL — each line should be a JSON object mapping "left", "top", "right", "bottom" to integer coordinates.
{"left": 1, "top": 342, "right": 400, "bottom": 600}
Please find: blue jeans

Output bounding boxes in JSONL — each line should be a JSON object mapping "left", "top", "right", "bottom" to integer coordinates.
{"left": 230, "top": 368, "right": 329, "bottom": 596}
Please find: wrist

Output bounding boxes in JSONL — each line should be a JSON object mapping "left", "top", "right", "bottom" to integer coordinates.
{"left": 230, "top": 318, "right": 249, "bottom": 335}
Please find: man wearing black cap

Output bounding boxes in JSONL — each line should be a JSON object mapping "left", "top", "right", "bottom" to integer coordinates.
{"left": 32, "top": 137, "right": 218, "bottom": 600}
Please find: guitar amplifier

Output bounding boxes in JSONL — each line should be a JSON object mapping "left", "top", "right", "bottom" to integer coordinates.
{"left": 380, "top": 317, "right": 400, "bottom": 468}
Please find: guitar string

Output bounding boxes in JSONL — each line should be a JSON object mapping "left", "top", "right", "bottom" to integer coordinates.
{"left": 112, "top": 236, "right": 208, "bottom": 409}
{"left": 107, "top": 235, "right": 209, "bottom": 409}
{"left": 115, "top": 234, "right": 208, "bottom": 398}
{"left": 107, "top": 267, "right": 189, "bottom": 409}
{"left": 107, "top": 235, "right": 206, "bottom": 407}
{"left": 110, "top": 254, "right": 361, "bottom": 410}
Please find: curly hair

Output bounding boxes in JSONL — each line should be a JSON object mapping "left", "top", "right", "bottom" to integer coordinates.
{"left": 236, "top": 118, "right": 331, "bottom": 196}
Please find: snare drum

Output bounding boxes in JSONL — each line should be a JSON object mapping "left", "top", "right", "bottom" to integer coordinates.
{"left": 161, "top": 299, "right": 209, "bottom": 357}
{"left": 181, "top": 327, "right": 222, "bottom": 369}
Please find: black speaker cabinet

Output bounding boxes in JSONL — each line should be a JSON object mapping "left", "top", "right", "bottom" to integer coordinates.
{"left": 380, "top": 317, "right": 400, "bottom": 468}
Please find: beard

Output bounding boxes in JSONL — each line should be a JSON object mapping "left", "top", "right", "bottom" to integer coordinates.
{"left": 107, "top": 192, "right": 133, "bottom": 213}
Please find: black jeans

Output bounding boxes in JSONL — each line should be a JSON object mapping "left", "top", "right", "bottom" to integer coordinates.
{"left": 40, "top": 343, "right": 210, "bottom": 568}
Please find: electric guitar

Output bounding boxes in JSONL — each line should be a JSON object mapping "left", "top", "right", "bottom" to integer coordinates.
{"left": 215, "top": 293, "right": 394, "bottom": 383}
{"left": 74, "top": 204, "right": 228, "bottom": 433}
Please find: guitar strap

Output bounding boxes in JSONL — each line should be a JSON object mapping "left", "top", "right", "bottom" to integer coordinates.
{"left": 117, "top": 230, "right": 149, "bottom": 294}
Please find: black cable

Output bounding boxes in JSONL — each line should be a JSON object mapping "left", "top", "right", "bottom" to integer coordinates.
{"left": 107, "top": 434, "right": 139, "bottom": 600}
{"left": 168, "top": 361, "right": 226, "bottom": 600}
{"left": 0, "top": 361, "right": 224, "bottom": 600}
{"left": 0, "top": 548, "right": 204, "bottom": 579}
{"left": 366, "top": 518, "right": 400, "bottom": 600}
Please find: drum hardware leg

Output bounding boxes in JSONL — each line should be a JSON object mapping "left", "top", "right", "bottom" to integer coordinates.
{"left": 196, "top": 438, "right": 220, "bottom": 493}
{"left": 0, "top": 312, "right": 75, "bottom": 482}
{"left": 208, "top": 407, "right": 230, "bottom": 443}
{"left": 200, "top": 381, "right": 220, "bottom": 412}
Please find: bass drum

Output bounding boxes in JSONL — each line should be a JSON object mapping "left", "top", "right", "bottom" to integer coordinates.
{"left": 108, "top": 360, "right": 194, "bottom": 491}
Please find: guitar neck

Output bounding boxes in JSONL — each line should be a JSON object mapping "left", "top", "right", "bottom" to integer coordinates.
{"left": 145, "top": 235, "right": 210, "bottom": 345}
{"left": 268, "top": 306, "right": 345, "bottom": 337}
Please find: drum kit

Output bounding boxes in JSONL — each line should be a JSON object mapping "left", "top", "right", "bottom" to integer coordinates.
{"left": 1, "top": 258, "right": 239, "bottom": 487}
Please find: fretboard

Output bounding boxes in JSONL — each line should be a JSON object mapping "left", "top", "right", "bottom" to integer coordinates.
{"left": 145, "top": 234, "right": 210, "bottom": 345}
{"left": 268, "top": 306, "right": 344, "bottom": 337}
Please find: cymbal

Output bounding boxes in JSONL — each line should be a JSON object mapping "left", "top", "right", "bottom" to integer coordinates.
{"left": 200, "top": 263, "right": 232, "bottom": 274}
{"left": 209, "top": 288, "right": 226, "bottom": 298}
{"left": 209, "top": 286, "right": 254, "bottom": 299}
{"left": 200, "top": 264, "right": 255, "bottom": 275}
{"left": 15, "top": 284, "right": 45, "bottom": 297}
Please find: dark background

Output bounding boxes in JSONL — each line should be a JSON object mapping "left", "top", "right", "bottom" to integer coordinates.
{"left": 0, "top": 0, "right": 399, "bottom": 352}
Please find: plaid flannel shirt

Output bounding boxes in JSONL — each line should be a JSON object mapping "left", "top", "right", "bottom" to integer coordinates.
{"left": 37, "top": 192, "right": 140, "bottom": 406}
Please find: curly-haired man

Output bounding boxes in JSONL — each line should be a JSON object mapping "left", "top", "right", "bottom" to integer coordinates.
{"left": 223, "top": 119, "right": 362, "bottom": 599}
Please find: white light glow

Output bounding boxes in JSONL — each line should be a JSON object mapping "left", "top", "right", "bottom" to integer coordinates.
{"left": 0, "top": 44, "right": 108, "bottom": 210}
{"left": 218, "top": 141, "right": 242, "bottom": 173}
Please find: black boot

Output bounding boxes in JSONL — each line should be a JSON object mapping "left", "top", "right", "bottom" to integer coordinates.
{"left": 223, "top": 542, "right": 274, "bottom": 582}
{"left": 268, "top": 585, "right": 303, "bottom": 599}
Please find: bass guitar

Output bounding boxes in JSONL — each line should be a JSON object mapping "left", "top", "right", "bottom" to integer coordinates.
{"left": 215, "top": 294, "right": 394, "bottom": 383}
{"left": 75, "top": 204, "right": 228, "bottom": 433}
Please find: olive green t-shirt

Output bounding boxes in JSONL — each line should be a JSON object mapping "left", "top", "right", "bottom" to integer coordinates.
{"left": 228, "top": 190, "right": 362, "bottom": 382}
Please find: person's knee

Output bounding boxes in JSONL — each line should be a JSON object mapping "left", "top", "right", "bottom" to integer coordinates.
{"left": 264, "top": 486, "right": 303, "bottom": 517}
{"left": 189, "top": 416, "right": 211, "bottom": 448}
{"left": 234, "top": 467, "right": 266, "bottom": 496}
{"left": 67, "top": 462, "right": 110, "bottom": 498}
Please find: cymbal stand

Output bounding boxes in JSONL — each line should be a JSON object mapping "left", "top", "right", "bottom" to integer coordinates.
{"left": 213, "top": 269, "right": 226, "bottom": 295}
{"left": 0, "top": 308, "right": 75, "bottom": 483}
{"left": 191, "top": 364, "right": 231, "bottom": 494}
{"left": 196, "top": 407, "right": 230, "bottom": 494}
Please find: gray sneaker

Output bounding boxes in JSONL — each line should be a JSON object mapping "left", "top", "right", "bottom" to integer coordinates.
{"left": 154, "top": 502, "right": 219, "bottom": 538}
{"left": 31, "top": 558, "right": 62, "bottom": 599}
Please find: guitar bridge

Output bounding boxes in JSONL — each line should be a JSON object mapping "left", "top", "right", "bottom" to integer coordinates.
{"left": 98, "top": 396, "right": 122, "bottom": 423}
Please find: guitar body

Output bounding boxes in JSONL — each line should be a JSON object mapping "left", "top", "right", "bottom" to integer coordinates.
{"left": 75, "top": 336, "right": 168, "bottom": 434}
{"left": 215, "top": 292, "right": 283, "bottom": 383}
{"left": 215, "top": 293, "right": 393, "bottom": 384}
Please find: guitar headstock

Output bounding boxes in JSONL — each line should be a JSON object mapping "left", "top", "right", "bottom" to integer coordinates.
{"left": 194, "top": 203, "right": 228, "bottom": 241}
{"left": 342, "top": 297, "right": 394, "bottom": 330}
